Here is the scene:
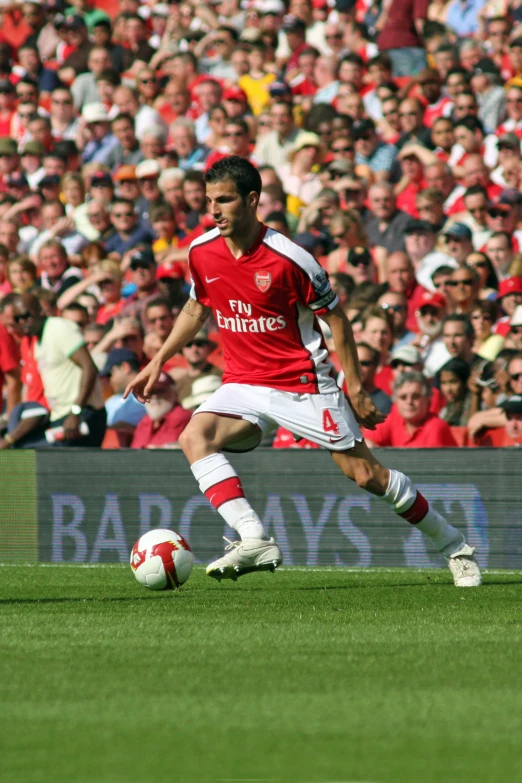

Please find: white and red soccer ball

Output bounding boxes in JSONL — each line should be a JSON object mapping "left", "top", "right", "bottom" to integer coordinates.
{"left": 130, "top": 529, "right": 194, "bottom": 590}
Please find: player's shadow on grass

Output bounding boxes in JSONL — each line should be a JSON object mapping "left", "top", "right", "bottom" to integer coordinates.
{"left": 0, "top": 595, "right": 178, "bottom": 605}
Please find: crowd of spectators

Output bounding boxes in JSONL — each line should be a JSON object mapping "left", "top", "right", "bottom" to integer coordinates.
{"left": 1, "top": 0, "right": 522, "bottom": 449}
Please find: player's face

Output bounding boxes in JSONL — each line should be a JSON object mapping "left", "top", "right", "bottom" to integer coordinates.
{"left": 206, "top": 179, "right": 258, "bottom": 238}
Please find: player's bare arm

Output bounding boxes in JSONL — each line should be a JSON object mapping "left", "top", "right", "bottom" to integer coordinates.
{"left": 323, "top": 302, "right": 386, "bottom": 431}
{"left": 123, "top": 299, "right": 212, "bottom": 403}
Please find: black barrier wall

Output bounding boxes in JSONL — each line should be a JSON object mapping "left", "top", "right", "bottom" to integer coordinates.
{"left": 31, "top": 449, "right": 522, "bottom": 569}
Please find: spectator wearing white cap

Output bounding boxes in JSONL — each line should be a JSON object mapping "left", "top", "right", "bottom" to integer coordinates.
{"left": 79, "top": 103, "right": 118, "bottom": 164}
{"left": 135, "top": 159, "right": 161, "bottom": 228}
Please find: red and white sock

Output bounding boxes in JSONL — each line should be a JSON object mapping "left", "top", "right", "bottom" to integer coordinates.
{"left": 383, "top": 470, "right": 463, "bottom": 554}
{"left": 190, "top": 453, "right": 267, "bottom": 540}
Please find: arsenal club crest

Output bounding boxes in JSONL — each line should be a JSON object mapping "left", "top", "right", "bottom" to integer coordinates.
{"left": 255, "top": 271, "right": 271, "bottom": 292}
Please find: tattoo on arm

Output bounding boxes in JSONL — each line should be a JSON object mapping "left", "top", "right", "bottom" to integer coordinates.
{"left": 182, "top": 298, "right": 211, "bottom": 323}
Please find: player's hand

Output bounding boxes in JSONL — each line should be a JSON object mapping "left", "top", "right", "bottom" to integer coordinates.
{"left": 348, "top": 390, "right": 387, "bottom": 430}
{"left": 123, "top": 360, "right": 161, "bottom": 403}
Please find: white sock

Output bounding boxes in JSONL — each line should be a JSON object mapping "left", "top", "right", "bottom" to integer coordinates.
{"left": 190, "top": 453, "right": 267, "bottom": 540}
{"left": 383, "top": 470, "right": 464, "bottom": 554}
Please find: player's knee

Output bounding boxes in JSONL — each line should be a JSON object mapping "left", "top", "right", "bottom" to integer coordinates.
{"left": 178, "top": 422, "right": 199, "bottom": 456}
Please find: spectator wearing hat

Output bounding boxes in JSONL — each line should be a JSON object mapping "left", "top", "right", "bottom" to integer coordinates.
{"left": 442, "top": 222, "right": 474, "bottom": 265}
{"left": 172, "top": 328, "right": 223, "bottom": 407}
{"left": 277, "top": 132, "right": 326, "bottom": 214}
{"left": 389, "top": 344, "right": 424, "bottom": 382}
{"left": 79, "top": 102, "right": 118, "bottom": 165}
{"left": 113, "top": 165, "right": 140, "bottom": 203}
{"left": 20, "top": 141, "right": 45, "bottom": 189}
{"left": 101, "top": 348, "right": 146, "bottom": 435}
{"left": 222, "top": 87, "right": 250, "bottom": 122}
{"left": 181, "top": 374, "right": 224, "bottom": 412}
{"left": 254, "top": 101, "right": 302, "bottom": 170}
{"left": 131, "top": 372, "right": 192, "bottom": 450}
{"left": 135, "top": 159, "right": 162, "bottom": 228}
{"left": 353, "top": 118, "right": 397, "bottom": 180}
{"left": 0, "top": 138, "right": 20, "bottom": 191}
{"left": 366, "top": 371, "right": 457, "bottom": 448}
{"left": 120, "top": 247, "right": 160, "bottom": 322}
{"left": 104, "top": 114, "right": 144, "bottom": 171}
{"left": 104, "top": 199, "right": 152, "bottom": 258}
{"left": 470, "top": 59, "right": 506, "bottom": 134}
{"left": 494, "top": 278, "right": 522, "bottom": 336}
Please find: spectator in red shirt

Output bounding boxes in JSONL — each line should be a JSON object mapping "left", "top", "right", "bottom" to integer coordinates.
{"left": 365, "top": 371, "right": 458, "bottom": 448}
{"left": 0, "top": 317, "right": 21, "bottom": 415}
{"left": 131, "top": 371, "right": 192, "bottom": 449}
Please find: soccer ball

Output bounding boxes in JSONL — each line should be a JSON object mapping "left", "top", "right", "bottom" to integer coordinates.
{"left": 130, "top": 528, "right": 194, "bottom": 590}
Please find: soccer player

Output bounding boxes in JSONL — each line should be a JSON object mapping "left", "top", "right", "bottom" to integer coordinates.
{"left": 124, "top": 157, "right": 481, "bottom": 587}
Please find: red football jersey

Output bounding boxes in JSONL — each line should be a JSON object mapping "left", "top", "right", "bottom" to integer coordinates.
{"left": 188, "top": 225, "right": 339, "bottom": 394}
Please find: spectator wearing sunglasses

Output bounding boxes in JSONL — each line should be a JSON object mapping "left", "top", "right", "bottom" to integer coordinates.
{"left": 355, "top": 342, "right": 392, "bottom": 414}
{"left": 378, "top": 290, "right": 416, "bottom": 349}
{"left": 172, "top": 328, "right": 223, "bottom": 409}
{"left": 446, "top": 266, "right": 481, "bottom": 315}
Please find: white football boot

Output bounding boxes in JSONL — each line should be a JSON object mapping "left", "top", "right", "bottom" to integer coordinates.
{"left": 206, "top": 537, "right": 283, "bottom": 581}
{"left": 446, "top": 542, "right": 482, "bottom": 587}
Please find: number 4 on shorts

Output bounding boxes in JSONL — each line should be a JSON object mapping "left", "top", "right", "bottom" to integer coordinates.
{"left": 322, "top": 409, "right": 339, "bottom": 435}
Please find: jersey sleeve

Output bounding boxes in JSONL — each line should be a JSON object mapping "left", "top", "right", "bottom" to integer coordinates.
{"left": 188, "top": 249, "right": 211, "bottom": 308}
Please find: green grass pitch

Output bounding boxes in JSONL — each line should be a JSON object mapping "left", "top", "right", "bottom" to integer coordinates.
{"left": 1, "top": 565, "right": 522, "bottom": 783}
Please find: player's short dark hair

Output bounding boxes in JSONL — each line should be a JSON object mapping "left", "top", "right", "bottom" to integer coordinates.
{"left": 205, "top": 156, "right": 262, "bottom": 201}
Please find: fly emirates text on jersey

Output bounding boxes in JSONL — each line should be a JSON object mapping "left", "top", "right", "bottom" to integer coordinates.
{"left": 216, "top": 299, "right": 287, "bottom": 333}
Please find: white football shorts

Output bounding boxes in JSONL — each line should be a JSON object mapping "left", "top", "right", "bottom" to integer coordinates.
{"left": 194, "top": 383, "right": 363, "bottom": 452}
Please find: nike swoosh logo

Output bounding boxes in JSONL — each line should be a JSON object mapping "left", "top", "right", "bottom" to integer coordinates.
{"left": 206, "top": 276, "right": 220, "bottom": 283}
